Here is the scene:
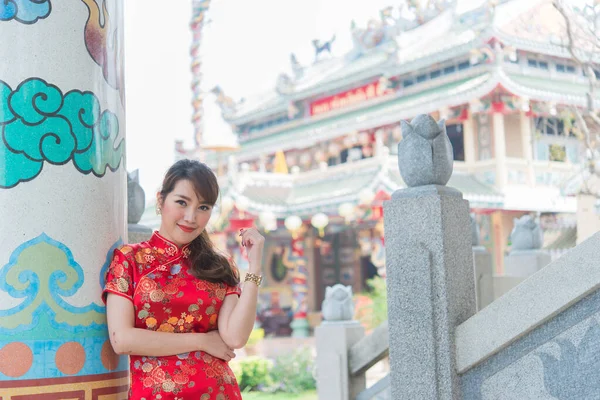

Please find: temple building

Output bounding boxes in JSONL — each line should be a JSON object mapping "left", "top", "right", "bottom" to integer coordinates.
{"left": 172, "top": 0, "right": 594, "bottom": 336}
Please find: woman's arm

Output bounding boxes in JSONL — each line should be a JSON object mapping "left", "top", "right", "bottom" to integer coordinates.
{"left": 218, "top": 282, "right": 259, "bottom": 349}
{"left": 218, "top": 228, "right": 264, "bottom": 349}
{"left": 106, "top": 293, "right": 236, "bottom": 361}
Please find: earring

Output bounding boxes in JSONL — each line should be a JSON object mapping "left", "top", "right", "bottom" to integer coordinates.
{"left": 156, "top": 205, "right": 162, "bottom": 215}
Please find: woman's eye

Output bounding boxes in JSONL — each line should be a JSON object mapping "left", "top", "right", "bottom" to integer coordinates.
{"left": 176, "top": 200, "right": 187, "bottom": 206}
{"left": 199, "top": 205, "right": 211, "bottom": 211}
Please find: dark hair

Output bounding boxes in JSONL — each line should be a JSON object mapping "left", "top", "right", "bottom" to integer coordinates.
{"left": 159, "top": 159, "right": 239, "bottom": 287}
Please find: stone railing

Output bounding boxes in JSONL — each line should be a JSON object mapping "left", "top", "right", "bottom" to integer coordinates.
{"left": 315, "top": 317, "right": 390, "bottom": 400}
{"left": 315, "top": 115, "right": 600, "bottom": 398}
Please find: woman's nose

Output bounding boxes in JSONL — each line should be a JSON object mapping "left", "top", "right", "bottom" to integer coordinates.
{"left": 183, "top": 208, "right": 195, "bottom": 222}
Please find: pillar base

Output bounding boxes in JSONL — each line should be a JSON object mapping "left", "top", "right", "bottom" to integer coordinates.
{"left": 290, "top": 317, "right": 310, "bottom": 338}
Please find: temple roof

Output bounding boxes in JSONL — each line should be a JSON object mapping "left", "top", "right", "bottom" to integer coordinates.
{"left": 220, "top": 69, "right": 600, "bottom": 163}
{"left": 219, "top": 156, "right": 503, "bottom": 217}
{"left": 220, "top": 0, "right": 580, "bottom": 124}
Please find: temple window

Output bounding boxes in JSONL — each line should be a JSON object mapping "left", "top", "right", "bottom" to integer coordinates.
{"left": 457, "top": 61, "right": 470, "bottom": 70}
{"left": 430, "top": 69, "right": 442, "bottom": 79}
{"left": 534, "top": 117, "right": 577, "bottom": 137}
{"left": 447, "top": 123, "right": 465, "bottom": 161}
{"left": 443, "top": 65, "right": 456, "bottom": 74}
{"left": 527, "top": 58, "right": 549, "bottom": 70}
{"left": 556, "top": 63, "right": 576, "bottom": 74}
{"left": 548, "top": 144, "right": 567, "bottom": 162}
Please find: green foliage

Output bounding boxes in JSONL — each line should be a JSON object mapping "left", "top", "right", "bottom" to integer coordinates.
{"left": 232, "top": 348, "right": 316, "bottom": 394}
{"left": 355, "top": 276, "right": 388, "bottom": 330}
{"left": 231, "top": 356, "right": 274, "bottom": 391}
{"left": 247, "top": 328, "right": 265, "bottom": 347}
{"left": 269, "top": 347, "right": 316, "bottom": 394}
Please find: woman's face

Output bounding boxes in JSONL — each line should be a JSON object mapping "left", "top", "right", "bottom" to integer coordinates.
{"left": 157, "top": 179, "right": 213, "bottom": 247}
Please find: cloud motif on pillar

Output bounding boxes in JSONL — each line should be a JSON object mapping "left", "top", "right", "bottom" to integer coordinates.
{"left": 0, "top": 78, "right": 124, "bottom": 188}
{"left": 397, "top": 114, "right": 454, "bottom": 187}
{"left": 0, "top": 0, "right": 51, "bottom": 24}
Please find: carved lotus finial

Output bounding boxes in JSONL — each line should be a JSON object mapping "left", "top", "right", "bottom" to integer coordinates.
{"left": 397, "top": 114, "right": 454, "bottom": 187}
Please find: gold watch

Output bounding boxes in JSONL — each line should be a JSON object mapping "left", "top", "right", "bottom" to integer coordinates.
{"left": 244, "top": 272, "right": 263, "bottom": 286}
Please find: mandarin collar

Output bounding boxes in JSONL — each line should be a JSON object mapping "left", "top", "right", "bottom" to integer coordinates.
{"left": 149, "top": 231, "right": 192, "bottom": 260}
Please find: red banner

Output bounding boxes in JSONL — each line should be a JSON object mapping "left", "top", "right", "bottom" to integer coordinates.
{"left": 310, "top": 81, "right": 390, "bottom": 116}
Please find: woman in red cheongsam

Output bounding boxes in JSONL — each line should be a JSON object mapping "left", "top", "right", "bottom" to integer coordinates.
{"left": 103, "top": 159, "right": 265, "bottom": 399}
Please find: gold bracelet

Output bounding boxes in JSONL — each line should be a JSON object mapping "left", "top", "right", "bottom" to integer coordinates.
{"left": 244, "top": 272, "right": 263, "bottom": 286}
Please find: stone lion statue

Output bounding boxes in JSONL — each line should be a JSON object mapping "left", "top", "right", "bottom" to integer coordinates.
{"left": 510, "top": 214, "right": 543, "bottom": 251}
{"left": 322, "top": 284, "right": 354, "bottom": 321}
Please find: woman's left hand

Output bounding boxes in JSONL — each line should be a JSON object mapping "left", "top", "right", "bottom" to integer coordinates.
{"left": 240, "top": 228, "right": 265, "bottom": 273}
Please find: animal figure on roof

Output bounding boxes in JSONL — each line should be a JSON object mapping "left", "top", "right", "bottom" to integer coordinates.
{"left": 312, "top": 35, "right": 336, "bottom": 62}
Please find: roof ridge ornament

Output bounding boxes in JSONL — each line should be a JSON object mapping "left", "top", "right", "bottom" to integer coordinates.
{"left": 210, "top": 85, "right": 237, "bottom": 114}
{"left": 397, "top": 114, "right": 454, "bottom": 187}
{"left": 290, "top": 53, "right": 304, "bottom": 79}
{"left": 312, "top": 35, "right": 336, "bottom": 63}
{"left": 348, "top": 1, "right": 456, "bottom": 58}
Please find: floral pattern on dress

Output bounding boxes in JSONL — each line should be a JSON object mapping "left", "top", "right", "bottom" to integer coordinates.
{"left": 102, "top": 231, "right": 242, "bottom": 399}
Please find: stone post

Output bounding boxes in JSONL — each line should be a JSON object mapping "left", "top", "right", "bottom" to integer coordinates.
{"left": 386, "top": 115, "right": 476, "bottom": 399}
{"left": 0, "top": 1, "right": 127, "bottom": 397}
{"left": 504, "top": 214, "right": 550, "bottom": 277}
{"left": 473, "top": 247, "right": 494, "bottom": 310}
{"left": 504, "top": 251, "right": 551, "bottom": 277}
{"left": 315, "top": 285, "right": 365, "bottom": 400}
{"left": 472, "top": 214, "right": 493, "bottom": 310}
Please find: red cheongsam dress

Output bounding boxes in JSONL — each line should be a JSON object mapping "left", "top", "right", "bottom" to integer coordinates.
{"left": 102, "top": 231, "right": 242, "bottom": 399}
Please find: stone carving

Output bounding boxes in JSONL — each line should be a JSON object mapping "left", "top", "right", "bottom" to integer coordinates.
{"left": 471, "top": 213, "right": 480, "bottom": 246}
{"left": 290, "top": 53, "right": 304, "bottom": 79}
{"left": 538, "top": 321, "right": 600, "bottom": 398}
{"left": 349, "top": 2, "right": 455, "bottom": 58}
{"left": 510, "top": 214, "right": 543, "bottom": 251}
{"left": 276, "top": 73, "right": 294, "bottom": 95}
{"left": 127, "top": 170, "right": 145, "bottom": 224}
{"left": 312, "top": 35, "right": 336, "bottom": 62}
{"left": 397, "top": 114, "right": 454, "bottom": 187}
{"left": 210, "top": 86, "right": 236, "bottom": 114}
{"left": 321, "top": 284, "right": 354, "bottom": 321}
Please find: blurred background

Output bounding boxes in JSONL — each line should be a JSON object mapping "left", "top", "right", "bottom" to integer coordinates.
{"left": 124, "top": 0, "right": 600, "bottom": 397}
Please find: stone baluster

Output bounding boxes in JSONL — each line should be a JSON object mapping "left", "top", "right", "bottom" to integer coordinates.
{"left": 385, "top": 115, "right": 476, "bottom": 399}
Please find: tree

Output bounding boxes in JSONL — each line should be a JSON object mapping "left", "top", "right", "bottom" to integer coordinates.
{"left": 553, "top": 0, "right": 600, "bottom": 197}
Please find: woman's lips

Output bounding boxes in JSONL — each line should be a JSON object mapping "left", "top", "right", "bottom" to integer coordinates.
{"left": 178, "top": 225, "right": 195, "bottom": 233}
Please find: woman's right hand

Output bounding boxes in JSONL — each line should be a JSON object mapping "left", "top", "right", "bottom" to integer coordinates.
{"left": 199, "top": 330, "right": 237, "bottom": 362}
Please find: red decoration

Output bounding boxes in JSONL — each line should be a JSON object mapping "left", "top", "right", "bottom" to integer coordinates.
{"left": 491, "top": 101, "right": 505, "bottom": 113}
{"left": 310, "top": 81, "right": 392, "bottom": 116}
{"left": 227, "top": 218, "right": 254, "bottom": 232}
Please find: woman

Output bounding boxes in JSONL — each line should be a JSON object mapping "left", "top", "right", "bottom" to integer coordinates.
{"left": 103, "top": 159, "right": 264, "bottom": 399}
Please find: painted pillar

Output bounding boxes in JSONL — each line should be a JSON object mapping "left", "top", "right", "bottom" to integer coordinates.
{"left": 0, "top": 1, "right": 127, "bottom": 397}
{"left": 492, "top": 112, "right": 507, "bottom": 191}
{"left": 462, "top": 112, "right": 476, "bottom": 172}
{"left": 520, "top": 111, "right": 535, "bottom": 186}
{"left": 289, "top": 236, "right": 311, "bottom": 337}
{"left": 190, "top": 0, "right": 212, "bottom": 149}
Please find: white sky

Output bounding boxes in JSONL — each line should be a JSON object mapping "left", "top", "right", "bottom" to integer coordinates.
{"left": 123, "top": 0, "right": 584, "bottom": 199}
